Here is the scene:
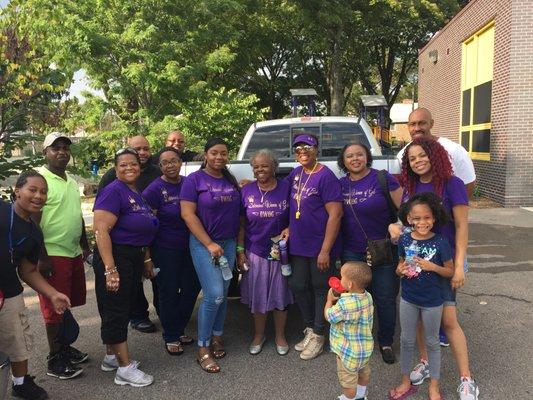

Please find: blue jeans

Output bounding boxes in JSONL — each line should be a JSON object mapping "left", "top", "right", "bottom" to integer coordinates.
{"left": 343, "top": 250, "right": 399, "bottom": 347}
{"left": 152, "top": 246, "right": 201, "bottom": 343}
{"left": 189, "top": 235, "right": 236, "bottom": 347}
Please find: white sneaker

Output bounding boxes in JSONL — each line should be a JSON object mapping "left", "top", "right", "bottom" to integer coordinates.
{"left": 101, "top": 356, "right": 140, "bottom": 372}
{"left": 457, "top": 377, "right": 479, "bottom": 400}
{"left": 114, "top": 364, "right": 153, "bottom": 387}
{"left": 294, "top": 327, "right": 314, "bottom": 352}
{"left": 300, "top": 332, "right": 325, "bottom": 360}
{"left": 410, "top": 359, "right": 430, "bottom": 385}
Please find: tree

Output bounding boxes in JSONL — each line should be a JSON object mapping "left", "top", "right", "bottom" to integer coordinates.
{"left": 0, "top": 8, "right": 70, "bottom": 183}
{"left": 15, "top": 0, "right": 246, "bottom": 128}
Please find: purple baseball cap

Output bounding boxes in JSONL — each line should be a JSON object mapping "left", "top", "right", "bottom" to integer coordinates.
{"left": 292, "top": 134, "right": 317, "bottom": 147}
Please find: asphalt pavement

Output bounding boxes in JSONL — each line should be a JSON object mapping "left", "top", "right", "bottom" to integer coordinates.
{"left": 6, "top": 208, "right": 533, "bottom": 400}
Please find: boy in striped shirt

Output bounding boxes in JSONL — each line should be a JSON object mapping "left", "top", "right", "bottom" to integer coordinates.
{"left": 325, "top": 262, "right": 374, "bottom": 400}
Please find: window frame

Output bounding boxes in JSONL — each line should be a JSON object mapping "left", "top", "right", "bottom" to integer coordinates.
{"left": 460, "top": 21, "right": 495, "bottom": 161}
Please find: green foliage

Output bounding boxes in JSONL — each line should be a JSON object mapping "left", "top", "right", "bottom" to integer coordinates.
{"left": 0, "top": 7, "right": 70, "bottom": 183}
{"left": 177, "top": 87, "right": 264, "bottom": 154}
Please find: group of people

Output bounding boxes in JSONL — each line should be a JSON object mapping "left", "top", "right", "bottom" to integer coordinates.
{"left": 0, "top": 109, "right": 480, "bottom": 400}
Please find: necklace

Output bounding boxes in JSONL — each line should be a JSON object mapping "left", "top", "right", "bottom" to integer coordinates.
{"left": 257, "top": 180, "right": 277, "bottom": 203}
{"left": 295, "top": 162, "right": 318, "bottom": 219}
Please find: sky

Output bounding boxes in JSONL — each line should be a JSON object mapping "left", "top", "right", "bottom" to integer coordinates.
{"left": 0, "top": 0, "right": 8, "bottom": 8}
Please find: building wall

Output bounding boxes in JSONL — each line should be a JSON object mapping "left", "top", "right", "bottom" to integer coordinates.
{"left": 418, "top": 0, "right": 533, "bottom": 206}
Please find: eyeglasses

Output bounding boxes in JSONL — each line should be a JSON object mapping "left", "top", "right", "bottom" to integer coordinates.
{"left": 160, "top": 158, "right": 181, "bottom": 167}
{"left": 294, "top": 145, "right": 314, "bottom": 153}
{"left": 115, "top": 147, "right": 138, "bottom": 156}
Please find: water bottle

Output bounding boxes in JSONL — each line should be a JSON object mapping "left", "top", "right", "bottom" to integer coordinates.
{"left": 405, "top": 240, "right": 418, "bottom": 266}
{"left": 278, "top": 240, "right": 292, "bottom": 277}
{"left": 218, "top": 255, "right": 233, "bottom": 281}
{"left": 153, "top": 267, "right": 160, "bottom": 278}
{"left": 404, "top": 240, "right": 421, "bottom": 277}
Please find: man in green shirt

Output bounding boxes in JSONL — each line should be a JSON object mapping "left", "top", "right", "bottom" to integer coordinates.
{"left": 36, "top": 132, "right": 91, "bottom": 380}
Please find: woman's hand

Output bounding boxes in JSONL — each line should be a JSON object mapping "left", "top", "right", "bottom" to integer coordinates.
{"left": 143, "top": 260, "right": 155, "bottom": 279}
{"left": 388, "top": 223, "right": 403, "bottom": 244}
{"left": 317, "top": 251, "right": 330, "bottom": 271}
{"left": 280, "top": 228, "right": 290, "bottom": 241}
{"left": 451, "top": 268, "right": 465, "bottom": 290}
{"left": 396, "top": 261, "right": 408, "bottom": 276}
{"left": 105, "top": 270, "right": 120, "bottom": 292}
{"left": 207, "top": 242, "right": 224, "bottom": 259}
{"left": 236, "top": 252, "right": 248, "bottom": 272}
{"left": 50, "top": 292, "right": 71, "bottom": 314}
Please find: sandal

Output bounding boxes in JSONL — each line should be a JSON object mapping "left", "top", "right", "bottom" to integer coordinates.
{"left": 197, "top": 353, "right": 220, "bottom": 373}
{"left": 179, "top": 335, "right": 194, "bottom": 345}
{"left": 211, "top": 337, "right": 226, "bottom": 359}
{"left": 165, "top": 342, "right": 184, "bottom": 356}
{"left": 388, "top": 385, "right": 418, "bottom": 400}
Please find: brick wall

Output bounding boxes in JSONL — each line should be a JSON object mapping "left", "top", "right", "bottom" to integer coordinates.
{"left": 418, "top": 0, "right": 533, "bottom": 207}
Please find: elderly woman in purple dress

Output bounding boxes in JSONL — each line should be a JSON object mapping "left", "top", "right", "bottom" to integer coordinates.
{"left": 237, "top": 149, "right": 293, "bottom": 356}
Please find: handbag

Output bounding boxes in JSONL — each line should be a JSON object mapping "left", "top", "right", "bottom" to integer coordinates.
{"left": 348, "top": 170, "right": 398, "bottom": 267}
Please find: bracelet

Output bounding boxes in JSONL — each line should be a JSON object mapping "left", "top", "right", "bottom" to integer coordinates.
{"left": 236, "top": 245, "right": 245, "bottom": 253}
{"left": 104, "top": 268, "right": 117, "bottom": 276}
{"left": 144, "top": 258, "right": 152, "bottom": 264}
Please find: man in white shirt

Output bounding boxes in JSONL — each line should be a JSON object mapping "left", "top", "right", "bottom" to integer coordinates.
{"left": 397, "top": 107, "right": 476, "bottom": 198}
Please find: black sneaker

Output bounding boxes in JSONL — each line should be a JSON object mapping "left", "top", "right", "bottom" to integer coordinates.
{"left": 130, "top": 318, "right": 156, "bottom": 333}
{"left": 47, "top": 351, "right": 83, "bottom": 380}
{"left": 12, "top": 375, "right": 48, "bottom": 400}
{"left": 65, "top": 345, "right": 89, "bottom": 364}
{"left": 380, "top": 346, "right": 396, "bottom": 364}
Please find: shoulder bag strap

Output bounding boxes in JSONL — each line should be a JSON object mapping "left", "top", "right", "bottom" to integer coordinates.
{"left": 348, "top": 181, "right": 369, "bottom": 241}
{"left": 377, "top": 170, "right": 398, "bottom": 223}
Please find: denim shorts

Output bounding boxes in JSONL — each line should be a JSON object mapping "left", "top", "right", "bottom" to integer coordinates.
{"left": 443, "top": 258, "right": 469, "bottom": 307}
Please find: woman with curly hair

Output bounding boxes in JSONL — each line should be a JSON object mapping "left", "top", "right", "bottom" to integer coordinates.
{"left": 390, "top": 136, "right": 479, "bottom": 400}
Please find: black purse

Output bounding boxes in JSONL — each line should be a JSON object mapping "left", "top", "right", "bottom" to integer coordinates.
{"left": 349, "top": 170, "right": 398, "bottom": 267}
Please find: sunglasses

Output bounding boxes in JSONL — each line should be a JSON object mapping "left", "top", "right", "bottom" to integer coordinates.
{"left": 115, "top": 147, "right": 139, "bottom": 156}
{"left": 294, "top": 145, "right": 314, "bottom": 153}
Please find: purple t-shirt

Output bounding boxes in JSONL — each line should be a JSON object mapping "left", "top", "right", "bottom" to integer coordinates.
{"left": 180, "top": 169, "right": 240, "bottom": 240}
{"left": 341, "top": 169, "right": 400, "bottom": 253}
{"left": 288, "top": 165, "right": 343, "bottom": 257}
{"left": 241, "top": 179, "right": 290, "bottom": 259}
{"left": 94, "top": 179, "right": 158, "bottom": 247}
{"left": 402, "top": 176, "right": 468, "bottom": 254}
{"left": 142, "top": 176, "right": 189, "bottom": 250}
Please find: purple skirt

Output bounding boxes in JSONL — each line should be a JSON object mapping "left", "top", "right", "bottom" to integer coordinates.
{"left": 240, "top": 251, "right": 294, "bottom": 314}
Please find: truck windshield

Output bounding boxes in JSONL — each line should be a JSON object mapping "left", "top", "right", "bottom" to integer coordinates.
{"left": 321, "top": 123, "right": 369, "bottom": 157}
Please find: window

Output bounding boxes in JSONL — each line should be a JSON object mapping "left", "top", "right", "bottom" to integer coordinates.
{"left": 244, "top": 125, "right": 291, "bottom": 159}
{"left": 460, "top": 22, "right": 494, "bottom": 160}
{"left": 320, "top": 123, "right": 369, "bottom": 157}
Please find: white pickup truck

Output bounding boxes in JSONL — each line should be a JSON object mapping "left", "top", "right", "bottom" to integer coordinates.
{"left": 180, "top": 116, "right": 400, "bottom": 180}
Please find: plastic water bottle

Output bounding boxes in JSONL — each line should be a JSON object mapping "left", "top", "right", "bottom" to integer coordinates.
{"left": 218, "top": 255, "right": 233, "bottom": 281}
{"left": 405, "top": 240, "right": 419, "bottom": 267}
{"left": 278, "top": 240, "right": 292, "bottom": 276}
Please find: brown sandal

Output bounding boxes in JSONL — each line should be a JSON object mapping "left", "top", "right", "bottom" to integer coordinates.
{"left": 197, "top": 353, "right": 220, "bottom": 373}
{"left": 211, "top": 337, "right": 226, "bottom": 359}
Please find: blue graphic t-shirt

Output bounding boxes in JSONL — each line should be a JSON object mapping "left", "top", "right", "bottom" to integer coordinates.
{"left": 398, "top": 232, "right": 452, "bottom": 307}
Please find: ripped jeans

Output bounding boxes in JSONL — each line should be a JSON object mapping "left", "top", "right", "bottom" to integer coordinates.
{"left": 189, "top": 235, "right": 236, "bottom": 347}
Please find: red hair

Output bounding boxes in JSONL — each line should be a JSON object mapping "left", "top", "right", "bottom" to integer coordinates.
{"left": 400, "top": 136, "right": 453, "bottom": 197}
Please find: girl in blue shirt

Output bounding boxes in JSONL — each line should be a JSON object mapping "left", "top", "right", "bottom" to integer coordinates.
{"left": 389, "top": 192, "right": 454, "bottom": 400}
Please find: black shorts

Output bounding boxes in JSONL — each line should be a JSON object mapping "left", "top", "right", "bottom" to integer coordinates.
{"left": 94, "top": 244, "right": 145, "bottom": 345}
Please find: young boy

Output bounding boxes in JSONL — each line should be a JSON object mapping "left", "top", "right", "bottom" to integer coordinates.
{"left": 324, "top": 262, "right": 374, "bottom": 400}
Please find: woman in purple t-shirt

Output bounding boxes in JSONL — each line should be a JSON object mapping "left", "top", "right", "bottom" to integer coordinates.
{"left": 180, "top": 137, "right": 240, "bottom": 373}
{"left": 338, "top": 142, "right": 403, "bottom": 364}
{"left": 287, "top": 134, "right": 343, "bottom": 361}
{"left": 394, "top": 136, "right": 478, "bottom": 396}
{"left": 237, "top": 149, "right": 293, "bottom": 356}
{"left": 142, "top": 147, "right": 200, "bottom": 356}
{"left": 92, "top": 148, "right": 158, "bottom": 387}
